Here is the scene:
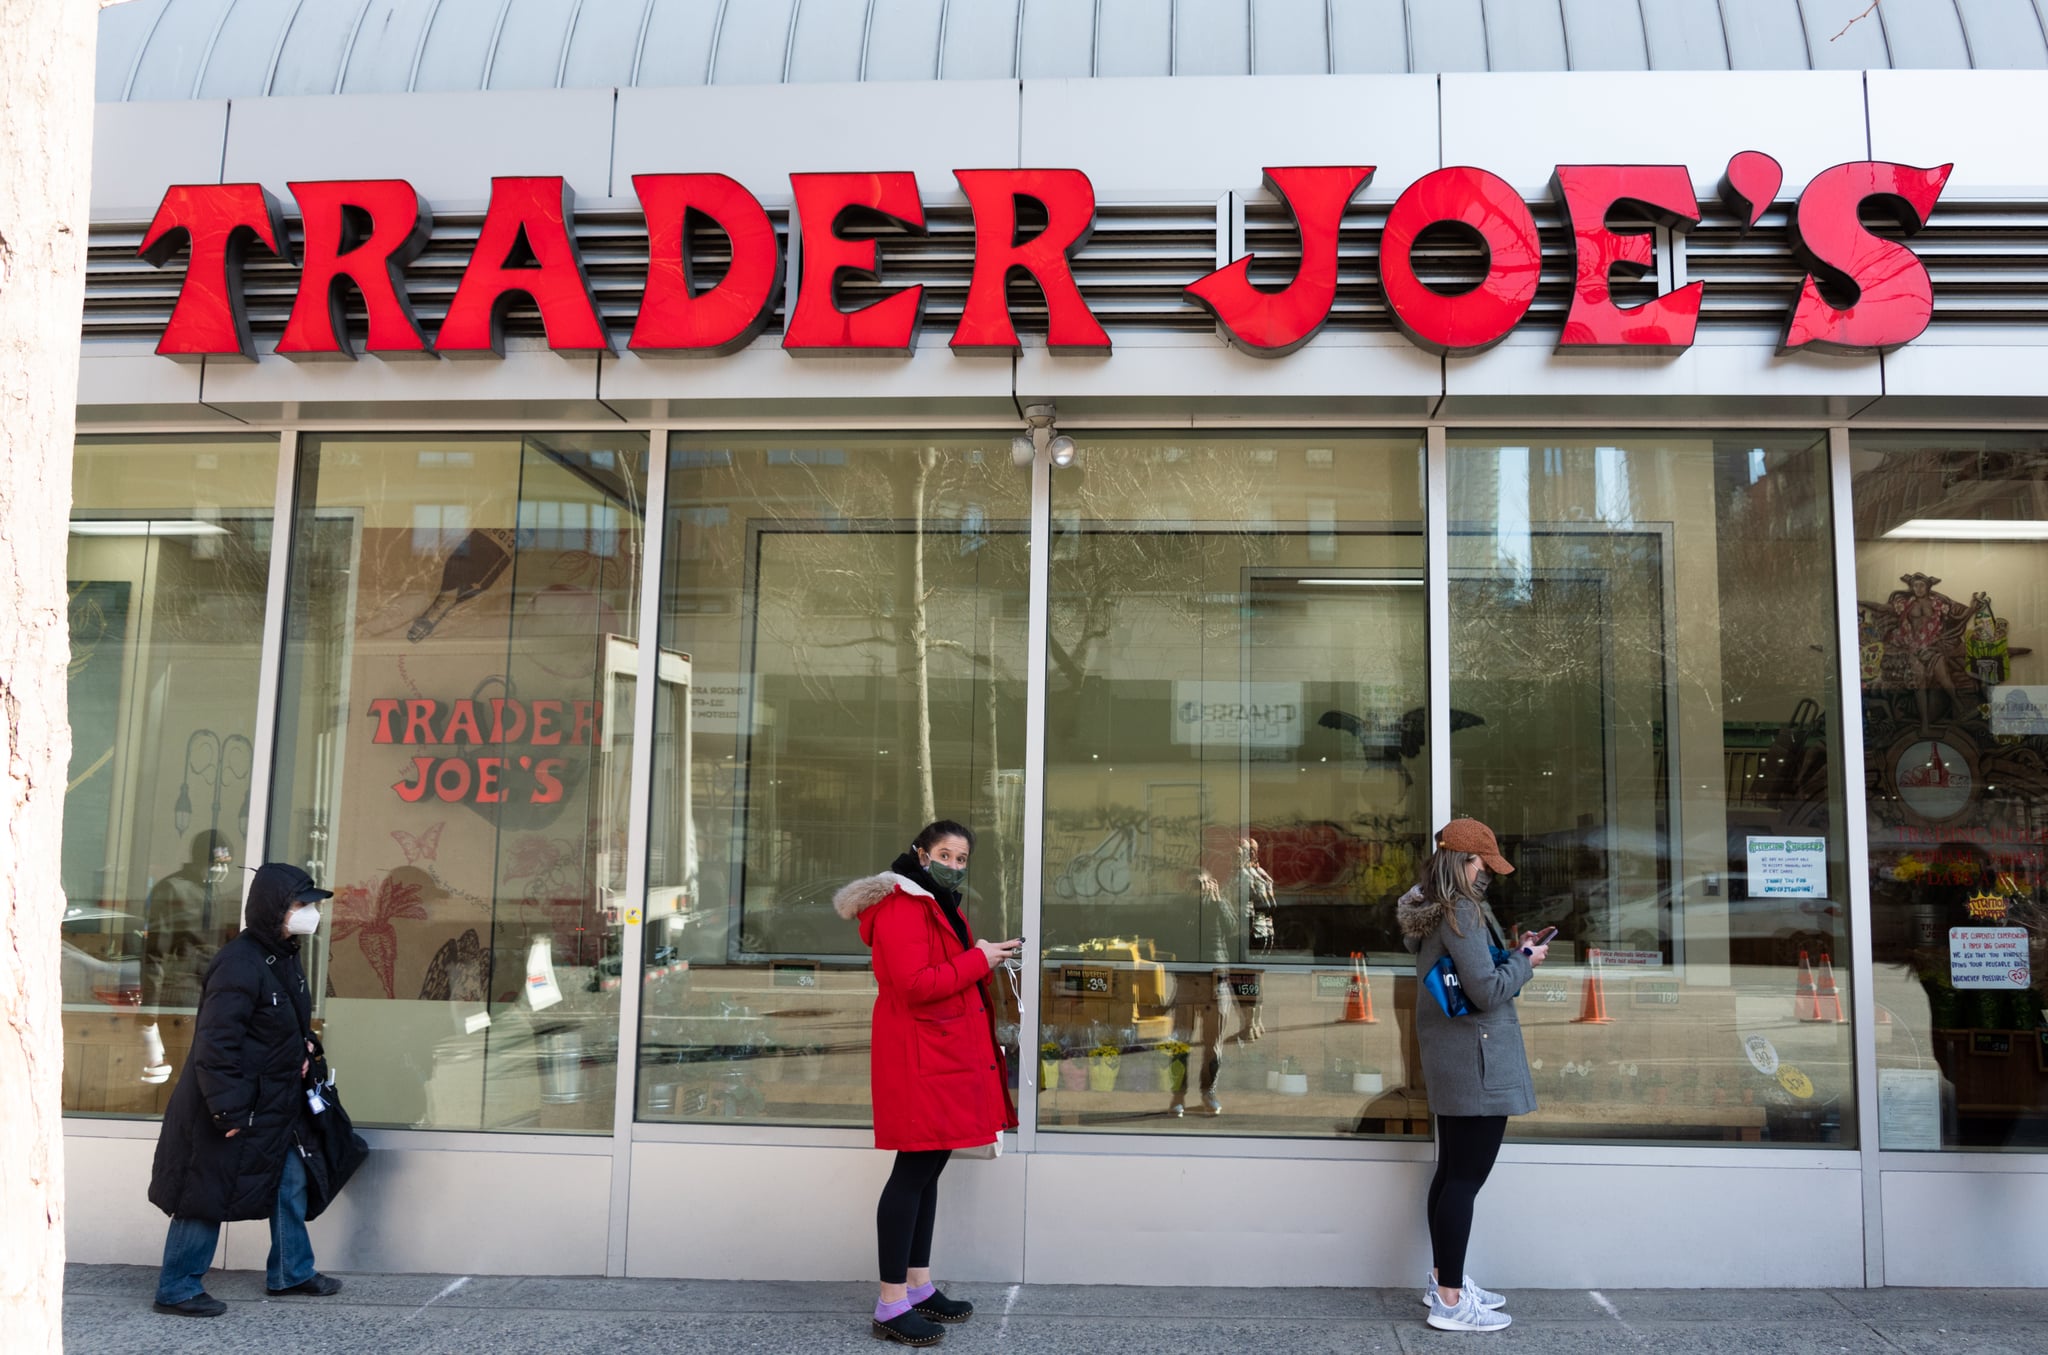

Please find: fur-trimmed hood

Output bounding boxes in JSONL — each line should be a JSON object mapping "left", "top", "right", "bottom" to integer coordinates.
{"left": 1395, "top": 884, "right": 1451, "bottom": 941}
{"left": 831, "top": 871, "right": 933, "bottom": 921}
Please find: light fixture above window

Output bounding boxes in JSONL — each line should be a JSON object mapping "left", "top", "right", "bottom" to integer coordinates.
{"left": 69, "top": 519, "right": 229, "bottom": 537}
{"left": 1883, "top": 518, "right": 2048, "bottom": 541}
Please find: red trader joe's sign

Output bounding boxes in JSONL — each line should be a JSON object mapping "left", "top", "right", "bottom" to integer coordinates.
{"left": 366, "top": 695, "right": 600, "bottom": 805}
{"left": 139, "top": 151, "right": 1952, "bottom": 362}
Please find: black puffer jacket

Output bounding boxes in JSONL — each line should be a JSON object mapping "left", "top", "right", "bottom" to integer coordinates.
{"left": 148, "top": 874, "right": 312, "bottom": 1222}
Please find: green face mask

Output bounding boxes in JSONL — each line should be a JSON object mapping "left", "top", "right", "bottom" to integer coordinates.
{"left": 926, "top": 860, "right": 967, "bottom": 890}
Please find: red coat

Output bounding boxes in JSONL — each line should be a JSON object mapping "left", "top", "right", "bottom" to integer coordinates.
{"left": 833, "top": 872, "right": 1017, "bottom": 1152}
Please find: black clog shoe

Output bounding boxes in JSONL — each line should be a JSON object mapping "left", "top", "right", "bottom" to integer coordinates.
{"left": 872, "top": 1309, "right": 946, "bottom": 1345}
{"left": 912, "top": 1289, "right": 974, "bottom": 1323}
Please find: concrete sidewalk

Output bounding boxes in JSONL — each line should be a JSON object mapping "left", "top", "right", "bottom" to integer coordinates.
{"left": 62, "top": 1264, "right": 2048, "bottom": 1354}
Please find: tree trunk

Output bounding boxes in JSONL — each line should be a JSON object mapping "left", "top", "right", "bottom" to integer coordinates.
{"left": 0, "top": 2, "right": 96, "bottom": 1347}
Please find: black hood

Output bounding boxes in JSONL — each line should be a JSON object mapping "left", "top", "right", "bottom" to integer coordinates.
{"left": 243, "top": 861, "right": 330, "bottom": 942}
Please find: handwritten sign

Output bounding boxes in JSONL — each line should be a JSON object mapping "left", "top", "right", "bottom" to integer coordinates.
{"left": 1746, "top": 835, "right": 1827, "bottom": 899}
{"left": 1950, "top": 927, "right": 2031, "bottom": 989}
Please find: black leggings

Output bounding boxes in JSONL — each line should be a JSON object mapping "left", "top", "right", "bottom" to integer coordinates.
{"left": 876, "top": 1149, "right": 951, "bottom": 1284}
{"left": 1426, "top": 1114, "right": 1508, "bottom": 1286}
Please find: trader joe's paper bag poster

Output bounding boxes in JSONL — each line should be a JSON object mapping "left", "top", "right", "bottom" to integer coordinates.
{"left": 288, "top": 437, "right": 644, "bottom": 1008}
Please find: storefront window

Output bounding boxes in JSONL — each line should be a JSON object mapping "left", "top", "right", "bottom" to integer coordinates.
{"left": 638, "top": 437, "right": 1029, "bottom": 1126}
{"left": 269, "top": 433, "right": 648, "bottom": 1132}
{"left": 1854, "top": 434, "right": 2047, "bottom": 1152}
{"left": 1449, "top": 432, "right": 1854, "bottom": 1145}
{"left": 1037, "top": 436, "right": 1429, "bottom": 1137}
{"left": 62, "top": 436, "right": 280, "bottom": 1118}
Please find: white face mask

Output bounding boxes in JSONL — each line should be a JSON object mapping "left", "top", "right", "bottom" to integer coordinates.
{"left": 285, "top": 905, "right": 322, "bottom": 936}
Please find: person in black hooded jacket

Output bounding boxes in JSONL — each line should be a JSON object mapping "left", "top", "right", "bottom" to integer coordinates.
{"left": 148, "top": 862, "right": 343, "bottom": 1317}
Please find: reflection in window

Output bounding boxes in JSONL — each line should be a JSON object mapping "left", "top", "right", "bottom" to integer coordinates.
{"left": 269, "top": 434, "right": 648, "bottom": 1133}
{"left": 1038, "top": 437, "right": 1430, "bottom": 1138}
{"left": 639, "top": 438, "right": 1029, "bottom": 1126}
{"left": 1855, "top": 434, "right": 2047, "bottom": 1152}
{"left": 1450, "top": 432, "right": 1853, "bottom": 1146}
{"left": 62, "top": 436, "right": 279, "bottom": 1118}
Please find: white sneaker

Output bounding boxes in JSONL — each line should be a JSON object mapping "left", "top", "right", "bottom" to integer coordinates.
{"left": 1426, "top": 1287, "right": 1511, "bottom": 1333}
{"left": 1422, "top": 1270, "right": 1505, "bottom": 1311}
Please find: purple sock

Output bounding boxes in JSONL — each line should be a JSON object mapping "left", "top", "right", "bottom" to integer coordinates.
{"left": 876, "top": 1297, "right": 913, "bottom": 1322}
{"left": 907, "top": 1282, "right": 936, "bottom": 1303}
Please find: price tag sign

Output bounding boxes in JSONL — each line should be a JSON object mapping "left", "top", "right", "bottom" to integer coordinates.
{"left": 1777, "top": 1065, "right": 1814, "bottom": 1099}
{"left": 770, "top": 962, "right": 819, "bottom": 989}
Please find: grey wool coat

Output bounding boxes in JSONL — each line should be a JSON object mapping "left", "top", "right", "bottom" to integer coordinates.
{"left": 1397, "top": 886, "right": 1538, "bottom": 1117}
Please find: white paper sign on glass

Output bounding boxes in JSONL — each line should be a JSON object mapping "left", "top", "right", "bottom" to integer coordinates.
{"left": 1949, "top": 926, "right": 2031, "bottom": 989}
{"left": 1746, "top": 835, "right": 1827, "bottom": 898}
{"left": 1878, "top": 1068, "right": 1943, "bottom": 1151}
{"left": 1989, "top": 685, "right": 2048, "bottom": 737}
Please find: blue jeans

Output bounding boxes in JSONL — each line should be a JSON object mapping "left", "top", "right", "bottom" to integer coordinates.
{"left": 156, "top": 1149, "right": 315, "bottom": 1303}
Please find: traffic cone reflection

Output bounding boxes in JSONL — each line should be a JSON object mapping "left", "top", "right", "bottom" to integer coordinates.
{"left": 1342, "top": 952, "right": 1377, "bottom": 1023}
{"left": 1815, "top": 952, "right": 1846, "bottom": 1024}
{"left": 1795, "top": 949, "right": 1824, "bottom": 1022}
{"left": 1573, "top": 948, "right": 1614, "bottom": 1024}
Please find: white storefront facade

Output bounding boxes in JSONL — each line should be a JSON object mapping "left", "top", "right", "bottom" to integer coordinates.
{"left": 61, "top": 0, "right": 2048, "bottom": 1289}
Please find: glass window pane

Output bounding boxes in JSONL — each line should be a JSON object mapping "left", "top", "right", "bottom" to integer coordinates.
{"left": 1039, "top": 435, "right": 1428, "bottom": 1137}
{"left": 1449, "top": 431, "right": 1854, "bottom": 1147}
{"left": 63, "top": 435, "right": 280, "bottom": 1118}
{"left": 268, "top": 433, "right": 649, "bottom": 1132}
{"left": 641, "top": 436, "right": 1030, "bottom": 1126}
{"left": 1855, "top": 433, "right": 2048, "bottom": 1152}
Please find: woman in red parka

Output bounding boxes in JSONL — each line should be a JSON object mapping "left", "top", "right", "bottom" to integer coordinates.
{"left": 832, "top": 820, "right": 1020, "bottom": 1346}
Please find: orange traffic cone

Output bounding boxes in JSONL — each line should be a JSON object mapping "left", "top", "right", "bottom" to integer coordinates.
{"left": 1815, "top": 952, "right": 1846, "bottom": 1024}
{"left": 1573, "top": 948, "right": 1614, "bottom": 1024}
{"left": 1794, "top": 950, "right": 1823, "bottom": 1022}
{"left": 1342, "top": 952, "right": 1377, "bottom": 1023}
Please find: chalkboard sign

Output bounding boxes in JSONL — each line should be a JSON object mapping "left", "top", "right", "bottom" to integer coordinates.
{"left": 1524, "top": 978, "right": 1571, "bottom": 1005}
{"left": 1226, "top": 970, "right": 1262, "bottom": 1000}
{"left": 1313, "top": 972, "right": 1352, "bottom": 1001}
{"left": 1971, "top": 1031, "right": 2012, "bottom": 1056}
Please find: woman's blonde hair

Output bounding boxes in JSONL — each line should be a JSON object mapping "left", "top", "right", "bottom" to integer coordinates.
{"left": 1422, "top": 847, "right": 1484, "bottom": 937}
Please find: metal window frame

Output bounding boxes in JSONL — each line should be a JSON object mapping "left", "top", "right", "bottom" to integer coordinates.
{"left": 55, "top": 413, "right": 2048, "bottom": 1300}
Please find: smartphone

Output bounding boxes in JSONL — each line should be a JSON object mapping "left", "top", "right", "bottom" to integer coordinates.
{"left": 1525, "top": 926, "right": 1559, "bottom": 947}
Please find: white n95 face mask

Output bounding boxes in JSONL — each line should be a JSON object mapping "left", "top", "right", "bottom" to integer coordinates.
{"left": 286, "top": 905, "right": 322, "bottom": 936}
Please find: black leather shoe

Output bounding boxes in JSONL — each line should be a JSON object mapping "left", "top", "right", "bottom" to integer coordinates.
{"left": 153, "top": 1293, "right": 227, "bottom": 1317}
{"left": 912, "top": 1289, "right": 974, "bottom": 1323}
{"left": 266, "top": 1273, "right": 343, "bottom": 1297}
{"left": 871, "top": 1309, "right": 946, "bottom": 1345}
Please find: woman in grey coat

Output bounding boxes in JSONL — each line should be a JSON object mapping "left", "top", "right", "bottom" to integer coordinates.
{"left": 1396, "top": 818, "right": 1550, "bottom": 1334}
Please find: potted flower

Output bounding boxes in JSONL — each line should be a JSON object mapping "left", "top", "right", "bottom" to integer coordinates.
{"left": 1352, "top": 1063, "right": 1384, "bottom": 1095}
{"left": 1277, "top": 1055, "right": 1309, "bottom": 1095}
{"left": 1158, "top": 1040, "right": 1191, "bottom": 1093}
{"left": 1087, "top": 1042, "right": 1122, "bottom": 1092}
{"left": 1040, "top": 1042, "right": 1062, "bottom": 1090}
